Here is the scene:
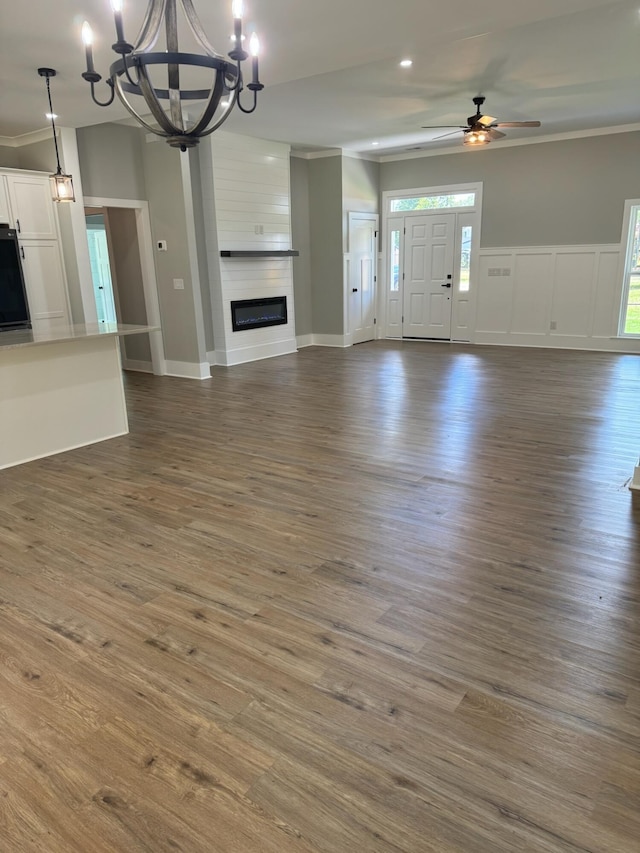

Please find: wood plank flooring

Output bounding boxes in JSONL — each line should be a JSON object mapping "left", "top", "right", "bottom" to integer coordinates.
{"left": 1, "top": 340, "right": 639, "bottom": 852}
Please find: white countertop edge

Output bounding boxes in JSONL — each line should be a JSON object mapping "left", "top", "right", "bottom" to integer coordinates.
{"left": 0, "top": 323, "right": 160, "bottom": 352}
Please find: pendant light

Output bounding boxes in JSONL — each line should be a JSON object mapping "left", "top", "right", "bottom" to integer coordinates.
{"left": 38, "top": 68, "right": 75, "bottom": 203}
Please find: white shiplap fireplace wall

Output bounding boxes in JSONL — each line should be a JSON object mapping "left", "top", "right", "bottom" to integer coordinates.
{"left": 199, "top": 132, "right": 297, "bottom": 366}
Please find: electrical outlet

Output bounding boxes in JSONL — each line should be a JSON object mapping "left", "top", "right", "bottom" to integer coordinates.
{"left": 173, "top": 278, "right": 184, "bottom": 290}
{"left": 550, "top": 320, "right": 557, "bottom": 330}
{"left": 157, "top": 240, "right": 167, "bottom": 251}
{"left": 254, "top": 224, "right": 264, "bottom": 235}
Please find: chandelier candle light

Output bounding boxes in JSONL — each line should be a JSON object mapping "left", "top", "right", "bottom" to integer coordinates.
{"left": 81, "top": 0, "right": 263, "bottom": 151}
{"left": 38, "top": 68, "right": 75, "bottom": 203}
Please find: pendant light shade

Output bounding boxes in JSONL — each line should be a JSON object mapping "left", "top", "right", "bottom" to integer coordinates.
{"left": 38, "top": 68, "right": 75, "bottom": 203}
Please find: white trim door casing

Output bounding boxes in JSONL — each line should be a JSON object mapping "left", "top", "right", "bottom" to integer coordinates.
{"left": 381, "top": 183, "right": 483, "bottom": 343}
{"left": 347, "top": 212, "right": 378, "bottom": 344}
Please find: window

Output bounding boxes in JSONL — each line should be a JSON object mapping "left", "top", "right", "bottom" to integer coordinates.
{"left": 389, "top": 228, "right": 400, "bottom": 292}
{"left": 390, "top": 192, "right": 475, "bottom": 212}
{"left": 620, "top": 204, "right": 640, "bottom": 336}
{"left": 459, "top": 226, "right": 472, "bottom": 293}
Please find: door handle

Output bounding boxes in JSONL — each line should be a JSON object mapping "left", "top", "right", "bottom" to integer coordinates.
{"left": 441, "top": 282, "right": 451, "bottom": 288}
{"left": 16, "top": 219, "right": 21, "bottom": 233}
{"left": 352, "top": 288, "right": 358, "bottom": 293}
{"left": 20, "top": 246, "right": 25, "bottom": 260}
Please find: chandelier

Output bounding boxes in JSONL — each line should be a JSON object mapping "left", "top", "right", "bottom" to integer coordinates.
{"left": 81, "top": 0, "right": 263, "bottom": 151}
{"left": 38, "top": 68, "right": 76, "bottom": 202}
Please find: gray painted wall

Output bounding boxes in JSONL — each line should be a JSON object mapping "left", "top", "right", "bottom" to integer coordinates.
{"left": 0, "top": 146, "right": 21, "bottom": 168}
{"left": 106, "top": 208, "right": 152, "bottom": 364}
{"left": 380, "top": 131, "right": 640, "bottom": 247}
{"left": 308, "top": 156, "right": 344, "bottom": 335}
{"left": 142, "top": 140, "right": 201, "bottom": 364}
{"left": 342, "top": 156, "right": 379, "bottom": 249}
{"left": 17, "top": 138, "right": 57, "bottom": 172}
{"left": 57, "top": 207, "right": 85, "bottom": 323}
{"left": 77, "top": 124, "right": 146, "bottom": 201}
{"left": 290, "top": 156, "right": 312, "bottom": 337}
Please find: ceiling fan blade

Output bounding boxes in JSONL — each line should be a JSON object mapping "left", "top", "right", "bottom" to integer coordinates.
{"left": 421, "top": 125, "right": 467, "bottom": 129}
{"left": 486, "top": 129, "right": 506, "bottom": 140}
{"left": 494, "top": 121, "right": 541, "bottom": 128}
{"left": 477, "top": 114, "right": 496, "bottom": 127}
{"left": 431, "top": 130, "right": 463, "bottom": 141}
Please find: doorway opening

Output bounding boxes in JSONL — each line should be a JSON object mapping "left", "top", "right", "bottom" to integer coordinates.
{"left": 381, "top": 183, "right": 482, "bottom": 342}
{"left": 83, "top": 196, "right": 165, "bottom": 375}
{"left": 85, "top": 212, "right": 117, "bottom": 325}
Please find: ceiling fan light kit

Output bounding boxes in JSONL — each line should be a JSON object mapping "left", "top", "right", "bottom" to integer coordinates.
{"left": 423, "top": 95, "right": 541, "bottom": 148}
{"left": 464, "top": 129, "right": 490, "bottom": 146}
{"left": 80, "top": 0, "right": 264, "bottom": 151}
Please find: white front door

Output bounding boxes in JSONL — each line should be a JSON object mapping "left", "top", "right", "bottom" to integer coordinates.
{"left": 403, "top": 213, "right": 455, "bottom": 339}
{"left": 348, "top": 213, "right": 377, "bottom": 344}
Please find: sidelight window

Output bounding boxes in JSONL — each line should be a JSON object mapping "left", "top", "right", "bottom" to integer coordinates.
{"left": 619, "top": 203, "right": 640, "bottom": 336}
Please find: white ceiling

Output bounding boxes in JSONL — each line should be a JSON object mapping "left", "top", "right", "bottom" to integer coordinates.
{"left": 1, "top": 0, "right": 638, "bottom": 156}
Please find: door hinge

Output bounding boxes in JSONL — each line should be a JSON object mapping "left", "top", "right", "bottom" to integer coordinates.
{"left": 374, "top": 230, "right": 378, "bottom": 238}
{"left": 374, "top": 318, "right": 377, "bottom": 325}
{"left": 374, "top": 275, "right": 377, "bottom": 282}
{"left": 402, "top": 272, "right": 405, "bottom": 280}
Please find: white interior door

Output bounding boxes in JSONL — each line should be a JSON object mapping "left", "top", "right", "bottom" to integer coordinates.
{"left": 403, "top": 213, "right": 455, "bottom": 339}
{"left": 348, "top": 213, "right": 378, "bottom": 344}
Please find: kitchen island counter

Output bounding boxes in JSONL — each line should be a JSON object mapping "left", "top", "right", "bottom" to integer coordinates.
{"left": 1, "top": 322, "right": 158, "bottom": 470}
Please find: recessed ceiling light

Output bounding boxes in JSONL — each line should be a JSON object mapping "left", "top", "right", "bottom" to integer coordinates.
{"left": 400, "top": 59, "right": 412, "bottom": 68}
{"left": 371, "top": 141, "right": 379, "bottom": 146}
{"left": 45, "top": 112, "right": 58, "bottom": 119}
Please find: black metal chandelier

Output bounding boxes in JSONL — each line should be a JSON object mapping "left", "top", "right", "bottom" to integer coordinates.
{"left": 81, "top": 0, "right": 264, "bottom": 151}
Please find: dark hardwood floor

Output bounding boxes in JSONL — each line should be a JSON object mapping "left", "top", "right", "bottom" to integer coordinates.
{"left": 1, "top": 340, "right": 639, "bottom": 852}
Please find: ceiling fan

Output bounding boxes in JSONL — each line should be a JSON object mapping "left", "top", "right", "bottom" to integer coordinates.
{"left": 422, "top": 96, "right": 541, "bottom": 145}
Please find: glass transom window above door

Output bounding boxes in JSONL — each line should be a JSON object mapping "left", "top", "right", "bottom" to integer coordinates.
{"left": 390, "top": 192, "right": 475, "bottom": 212}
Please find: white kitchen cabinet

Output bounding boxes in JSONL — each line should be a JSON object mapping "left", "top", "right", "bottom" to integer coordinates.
{"left": 20, "top": 241, "right": 71, "bottom": 326}
{"left": 6, "top": 173, "right": 58, "bottom": 240}
{"left": 0, "top": 169, "right": 71, "bottom": 327}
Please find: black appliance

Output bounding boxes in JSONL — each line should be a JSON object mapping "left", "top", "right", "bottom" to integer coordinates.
{"left": 0, "top": 228, "right": 31, "bottom": 330}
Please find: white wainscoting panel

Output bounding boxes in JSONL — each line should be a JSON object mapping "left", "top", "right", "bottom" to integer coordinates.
{"left": 475, "top": 245, "right": 639, "bottom": 352}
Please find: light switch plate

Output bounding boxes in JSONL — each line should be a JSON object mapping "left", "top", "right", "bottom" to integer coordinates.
{"left": 173, "top": 278, "right": 184, "bottom": 290}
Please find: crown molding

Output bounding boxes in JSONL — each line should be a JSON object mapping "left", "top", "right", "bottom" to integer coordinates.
{"left": 291, "top": 148, "right": 343, "bottom": 160}
{"left": 291, "top": 148, "right": 380, "bottom": 162}
{"left": 377, "top": 123, "right": 640, "bottom": 162}
{"left": 0, "top": 126, "right": 63, "bottom": 148}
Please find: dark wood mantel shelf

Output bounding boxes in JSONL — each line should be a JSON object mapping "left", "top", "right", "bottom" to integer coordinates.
{"left": 220, "top": 250, "right": 299, "bottom": 258}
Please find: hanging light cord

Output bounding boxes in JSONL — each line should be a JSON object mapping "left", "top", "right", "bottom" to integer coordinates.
{"left": 44, "top": 73, "right": 63, "bottom": 176}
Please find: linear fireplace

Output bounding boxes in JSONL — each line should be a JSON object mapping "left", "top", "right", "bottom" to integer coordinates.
{"left": 230, "top": 296, "right": 288, "bottom": 332}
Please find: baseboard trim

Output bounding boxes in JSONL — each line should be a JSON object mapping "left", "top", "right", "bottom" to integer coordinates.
{"left": 164, "top": 360, "right": 212, "bottom": 380}
{"left": 473, "top": 333, "right": 640, "bottom": 353}
{"left": 296, "top": 334, "right": 313, "bottom": 349}
{"left": 311, "top": 334, "right": 350, "bottom": 348}
{"left": 207, "top": 350, "right": 217, "bottom": 366}
{"left": 214, "top": 338, "right": 297, "bottom": 367}
{"left": 630, "top": 464, "right": 640, "bottom": 492}
{"left": 122, "top": 358, "right": 153, "bottom": 374}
